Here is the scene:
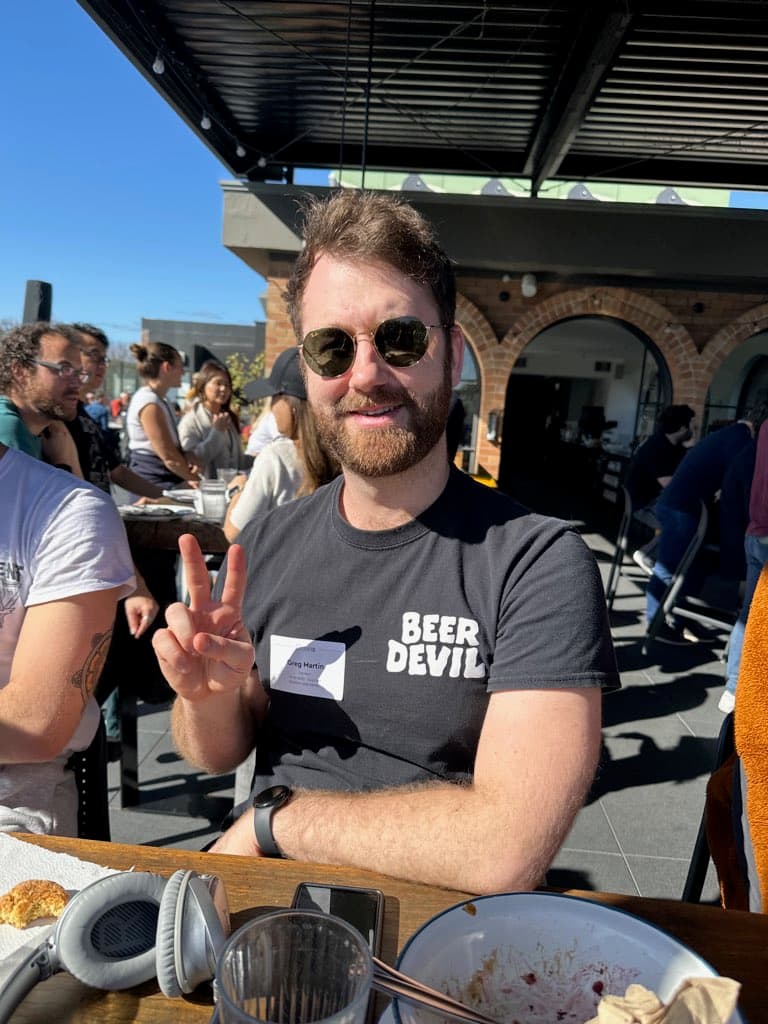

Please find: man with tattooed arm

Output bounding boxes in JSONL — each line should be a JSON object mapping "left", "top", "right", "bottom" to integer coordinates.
{"left": 0, "top": 443, "right": 134, "bottom": 834}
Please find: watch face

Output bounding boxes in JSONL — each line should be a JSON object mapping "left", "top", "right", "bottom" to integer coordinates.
{"left": 254, "top": 784, "right": 290, "bottom": 809}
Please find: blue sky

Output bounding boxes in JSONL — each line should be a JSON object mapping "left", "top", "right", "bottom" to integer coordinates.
{"left": 1, "top": 2, "right": 326, "bottom": 343}
{"left": 5, "top": 4, "right": 767, "bottom": 346}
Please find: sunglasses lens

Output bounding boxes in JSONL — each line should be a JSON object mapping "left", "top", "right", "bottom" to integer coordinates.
{"left": 302, "top": 328, "right": 356, "bottom": 378}
{"left": 375, "top": 317, "right": 429, "bottom": 367}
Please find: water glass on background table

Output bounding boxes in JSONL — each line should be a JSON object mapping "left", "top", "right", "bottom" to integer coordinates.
{"left": 217, "top": 467, "right": 239, "bottom": 487}
{"left": 214, "top": 910, "right": 373, "bottom": 1024}
{"left": 197, "top": 479, "right": 228, "bottom": 522}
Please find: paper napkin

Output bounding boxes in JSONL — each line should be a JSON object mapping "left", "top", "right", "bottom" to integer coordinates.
{"left": 0, "top": 834, "right": 118, "bottom": 979}
{"left": 587, "top": 978, "right": 741, "bottom": 1024}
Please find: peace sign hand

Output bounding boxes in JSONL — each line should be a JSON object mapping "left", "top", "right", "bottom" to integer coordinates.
{"left": 152, "top": 534, "right": 254, "bottom": 702}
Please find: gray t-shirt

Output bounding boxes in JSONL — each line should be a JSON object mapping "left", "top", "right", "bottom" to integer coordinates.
{"left": 230, "top": 468, "right": 619, "bottom": 796}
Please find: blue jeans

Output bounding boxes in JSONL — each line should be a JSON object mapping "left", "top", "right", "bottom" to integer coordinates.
{"left": 725, "top": 535, "right": 768, "bottom": 693}
{"left": 645, "top": 505, "right": 699, "bottom": 624}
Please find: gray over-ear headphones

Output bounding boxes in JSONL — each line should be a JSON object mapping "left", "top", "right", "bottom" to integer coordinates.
{"left": 0, "top": 868, "right": 230, "bottom": 1022}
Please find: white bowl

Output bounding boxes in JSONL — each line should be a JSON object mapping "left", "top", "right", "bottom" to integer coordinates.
{"left": 394, "top": 892, "right": 743, "bottom": 1024}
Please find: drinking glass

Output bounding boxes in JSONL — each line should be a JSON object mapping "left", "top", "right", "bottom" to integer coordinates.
{"left": 198, "top": 479, "right": 227, "bottom": 522}
{"left": 214, "top": 910, "right": 373, "bottom": 1024}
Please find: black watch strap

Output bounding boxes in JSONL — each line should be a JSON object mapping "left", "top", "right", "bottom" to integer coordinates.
{"left": 252, "top": 785, "right": 292, "bottom": 857}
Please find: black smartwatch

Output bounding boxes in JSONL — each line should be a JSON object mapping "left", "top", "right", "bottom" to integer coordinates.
{"left": 252, "top": 784, "right": 292, "bottom": 857}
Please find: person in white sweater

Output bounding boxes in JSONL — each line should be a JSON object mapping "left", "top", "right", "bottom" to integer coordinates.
{"left": 178, "top": 361, "right": 250, "bottom": 479}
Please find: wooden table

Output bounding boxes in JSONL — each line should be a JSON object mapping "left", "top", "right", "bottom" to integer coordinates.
{"left": 7, "top": 835, "right": 767, "bottom": 1023}
{"left": 121, "top": 510, "right": 228, "bottom": 554}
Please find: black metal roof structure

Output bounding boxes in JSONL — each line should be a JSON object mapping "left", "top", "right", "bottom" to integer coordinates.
{"left": 78, "top": 1, "right": 768, "bottom": 194}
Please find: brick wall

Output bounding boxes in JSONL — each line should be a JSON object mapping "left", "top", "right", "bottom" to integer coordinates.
{"left": 263, "top": 259, "right": 767, "bottom": 482}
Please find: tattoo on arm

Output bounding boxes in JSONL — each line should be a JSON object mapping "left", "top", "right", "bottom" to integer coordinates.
{"left": 70, "top": 628, "right": 113, "bottom": 707}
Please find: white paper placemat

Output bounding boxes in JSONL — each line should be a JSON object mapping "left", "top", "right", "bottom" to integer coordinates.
{"left": 0, "top": 835, "right": 118, "bottom": 978}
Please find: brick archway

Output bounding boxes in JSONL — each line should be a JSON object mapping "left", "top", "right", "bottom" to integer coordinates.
{"left": 699, "top": 301, "right": 768, "bottom": 381}
{"left": 454, "top": 294, "right": 502, "bottom": 474}
{"left": 455, "top": 293, "right": 498, "bottom": 361}
{"left": 471, "top": 287, "right": 702, "bottom": 478}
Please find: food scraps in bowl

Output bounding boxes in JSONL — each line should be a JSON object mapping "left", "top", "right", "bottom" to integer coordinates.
{"left": 394, "top": 893, "right": 744, "bottom": 1024}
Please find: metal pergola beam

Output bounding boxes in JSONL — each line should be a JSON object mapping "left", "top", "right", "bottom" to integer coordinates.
{"left": 525, "top": 3, "right": 635, "bottom": 195}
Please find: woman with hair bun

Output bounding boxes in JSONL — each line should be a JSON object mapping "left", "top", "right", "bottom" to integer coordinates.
{"left": 126, "top": 341, "right": 200, "bottom": 487}
{"left": 178, "top": 360, "right": 250, "bottom": 479}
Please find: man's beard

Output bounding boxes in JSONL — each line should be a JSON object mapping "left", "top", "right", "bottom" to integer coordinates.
{"left": 34, "top": 393, "right": 77, "bottom": 422}
{"left": 313, "top": 361, "right": 453, "bottom": 478}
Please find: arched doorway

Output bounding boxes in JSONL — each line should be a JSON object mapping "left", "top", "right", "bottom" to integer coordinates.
{"left": 706, "top": 333, "right": 768, "bottom": 431}
{"left": 453, "top": 343, "right": 481, "bottom": 472}
{"left": 497, "top": 316, "right": 670, "bottom": 513}
{"left": 741, "top": 354, "right": 768, "bottom": 409}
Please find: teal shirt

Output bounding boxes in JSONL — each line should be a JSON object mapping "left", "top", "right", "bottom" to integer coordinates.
{"left": 0, "top": 396, "right": 41, "bottom": 458}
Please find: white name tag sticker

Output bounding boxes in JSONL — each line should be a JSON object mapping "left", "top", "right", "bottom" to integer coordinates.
{"left": 269, "top": 635, "right": 346, "bottom": 701}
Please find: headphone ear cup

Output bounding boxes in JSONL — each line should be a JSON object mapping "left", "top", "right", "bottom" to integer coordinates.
{"left": 156, "top": 870, "right": 186, "bottom": 998}
{"left": 56, "top": 872, "right": 166, "bottom": 991}
{"left": 156, "top": 870, "right": 230, "bottom": 997}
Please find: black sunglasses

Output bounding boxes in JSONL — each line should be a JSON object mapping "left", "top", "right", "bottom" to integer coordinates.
{"left": 300, "top": 316, "right": 450, "bottom": 379}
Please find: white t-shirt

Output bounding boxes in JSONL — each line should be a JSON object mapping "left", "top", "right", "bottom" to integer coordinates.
{"left": 126, "top": 385, "right": 180, "bottom": 453}
{"left": 0, "top": 448, "right": 135, "bottom": 834}
{"left": 246, "top": 410, "right": 282, "bottom": 456}
{"left": 230, "top": 437, "right": 303, "bottom": 532}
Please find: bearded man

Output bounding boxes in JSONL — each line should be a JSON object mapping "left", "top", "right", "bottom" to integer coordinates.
{"left": 154, "top": 190, "right": 619, "bottom": 894}
{"left": 0, "top": 322, "right": 86, "bottom": 471}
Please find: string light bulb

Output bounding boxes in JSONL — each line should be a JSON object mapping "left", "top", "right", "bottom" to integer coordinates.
{"left": 201, "top": 113, "right": 212, "bottom": 130}
{"left": 257, "top": 155, "right": 267, "bottom": 168}
{"left": 152, "top": 53, "right": 165, "bottom": 75}
{"left": 235, "top": 143, "right": 246, "bottom": 158}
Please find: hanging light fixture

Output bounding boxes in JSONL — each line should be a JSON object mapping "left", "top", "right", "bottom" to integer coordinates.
{"left": 521, "top": 273, "right": 538, "bottom": 299}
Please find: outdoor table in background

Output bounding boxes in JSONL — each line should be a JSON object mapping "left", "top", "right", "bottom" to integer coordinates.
{"left": 10, "top": 834, "right": 768, "bottom": 1024}
{"left": 120, "top": 507, "right": 229, "bottom": 555}
{"left": 117, "top": 508, "right": 229, "bottom": 814}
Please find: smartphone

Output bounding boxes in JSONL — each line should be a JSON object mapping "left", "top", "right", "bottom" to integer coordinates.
{"left": 291, "top": 882, "right": 385, "bottom": 956}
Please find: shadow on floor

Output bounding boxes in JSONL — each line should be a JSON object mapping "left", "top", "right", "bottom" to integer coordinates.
{"left": 602, "top": 672, "right": 715, "bottom": 726}
{"left": 589, "top": 732, "right": 718, "bottom": 802}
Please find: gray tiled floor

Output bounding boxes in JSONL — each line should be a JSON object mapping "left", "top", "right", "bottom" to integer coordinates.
{"left": 106, "top": 528, "right": 732, "bottom": 902}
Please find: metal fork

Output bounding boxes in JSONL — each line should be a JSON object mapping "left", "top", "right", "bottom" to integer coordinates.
{"left": 371, "top": 956, "right": 498, "bottom": 1024}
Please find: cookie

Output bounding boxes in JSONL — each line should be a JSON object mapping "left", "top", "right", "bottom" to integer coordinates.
{"left": 0, "top": 879, "right": 70, "bottom": 928}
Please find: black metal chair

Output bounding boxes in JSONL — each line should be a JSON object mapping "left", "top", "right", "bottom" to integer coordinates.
{"left": 604, "top": 485, "right": 633, "bottom": 610}
{"left": 645, "top": 501, "right": 709, "bottom": 641}
{"left": 682, "top": 712, "right": 735, "bottom": 902}
{"left": 65, "top": 714, "right": 111, "bottom": 841}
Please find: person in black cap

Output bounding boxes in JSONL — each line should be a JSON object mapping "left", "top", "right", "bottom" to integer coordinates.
{"left": 224, "top": 349, "right": 338, "bottom": 541}
{"left": 154, "top": 190, "right": 617, "bottom": 896}
{"left": 244, "top": 346, "right": 307, "bottom": 406}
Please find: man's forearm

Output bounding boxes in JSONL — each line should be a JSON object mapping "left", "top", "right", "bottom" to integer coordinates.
{"left": 211, "top": 691, "right": 602, "bottom": 893}
{"left": 171, "top": 687, "right": 257, "bottom": 774}
{"left": 111, "top": 464, "right": 163, "bottom": 498}
{"left": 267, "top": 773, "right": 592, "bottom": 895}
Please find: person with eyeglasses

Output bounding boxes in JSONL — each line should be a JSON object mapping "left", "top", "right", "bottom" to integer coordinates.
{"left": 66, "top": 323, "right": 165, "bottom": 502}
{"left": 0, "top": 322, "right": 87, "bottom": 474}
{"left": 61, "top": 324, "right": 172, "bottom": 747}
{"left": 154, "top": 190, "right": 618, "bottom": 894}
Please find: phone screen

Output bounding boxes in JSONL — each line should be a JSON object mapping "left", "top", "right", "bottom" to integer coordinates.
{"left": 291, "top": 883, "right": 384, "bottom": 954}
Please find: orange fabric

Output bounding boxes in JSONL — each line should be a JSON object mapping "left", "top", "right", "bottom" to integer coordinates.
{"left": 733, "top": 563, "right": 768, "bottom": 909}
